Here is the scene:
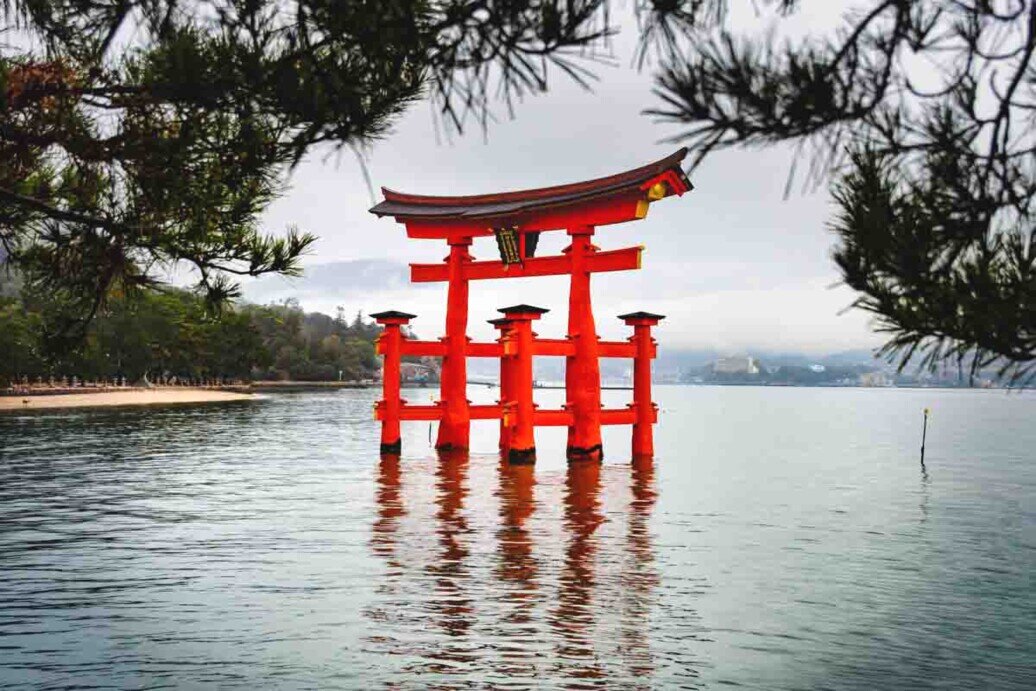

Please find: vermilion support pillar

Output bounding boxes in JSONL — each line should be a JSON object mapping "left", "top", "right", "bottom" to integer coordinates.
{"left": 489, "top": 317, "right": 514, "bottom": 452}
{"left": 437, "top": 238, "right": 473, "bottom": 451}
{"left": 566, "top": 227, "right": 603, "bottom": 461}
{"left": 620, "top": 311, "right": 664, "bottom": 459}
{"left": 500, "top": 305, "right": 548, "bottom": 464}
{"left": 372, "top": 310, "right": 416, "bottom": 454}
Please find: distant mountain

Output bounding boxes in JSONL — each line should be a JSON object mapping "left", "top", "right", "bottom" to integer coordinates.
{"left": 813, "top": 348, "right": 883, "bottom": 366}
{"left": 653, "top": 347, "right": 882, "bottom": 376}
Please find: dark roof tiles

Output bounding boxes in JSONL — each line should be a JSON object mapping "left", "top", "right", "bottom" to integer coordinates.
{"left": 498, "top": 305, "right": 550, "bottom": 315}
{"left": 618, "top": 311, "right": 666, "bottom": 321}
{"left": 370, "top": 310, "right": 417, "bottom": 320}
{"left": 370, "top": 149, "right": 691, "bottom": 222}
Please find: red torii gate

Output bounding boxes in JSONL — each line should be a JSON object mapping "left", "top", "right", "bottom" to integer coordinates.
{"left": 369, "top": 149, "right": 692, "bottom": 462}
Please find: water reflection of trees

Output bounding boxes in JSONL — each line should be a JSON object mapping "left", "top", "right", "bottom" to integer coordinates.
{"left": 368, "top": 454, "right": 672, "bottom": 686}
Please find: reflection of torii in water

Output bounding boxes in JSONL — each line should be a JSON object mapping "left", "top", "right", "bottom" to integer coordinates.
{"left": 367, "top": 456, "right": 671, "bottom": 685}
{"left": 549, "top": 461, "right": 607, "bottom": 681}
{"left": 622, "top": 457, "right": 660, "bottom": 680}
{"left": 493, "top": 461, "right": 539, "bottom": 679}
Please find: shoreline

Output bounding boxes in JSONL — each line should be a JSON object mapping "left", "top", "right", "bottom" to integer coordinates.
{"left": 0, "top": 388, "right": 255, "bottom": 412}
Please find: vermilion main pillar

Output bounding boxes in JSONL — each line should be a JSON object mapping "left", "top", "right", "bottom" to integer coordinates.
{"left": 437, "top": 238, "right": 473, "bottom": 451}
{"left": 566, "top": 228, "right": 603, "bottom": 461}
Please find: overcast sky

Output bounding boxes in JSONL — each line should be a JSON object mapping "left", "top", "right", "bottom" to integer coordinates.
{"left": 241, "top": 3, "right": 886, "bottom": 355}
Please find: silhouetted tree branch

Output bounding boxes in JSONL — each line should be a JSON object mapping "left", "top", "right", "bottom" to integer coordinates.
{"left": 1, "top": 0, "right": 610, "bottom": 339}
{"left": 646, "top": 0, "right": 1035, "bottom": 384}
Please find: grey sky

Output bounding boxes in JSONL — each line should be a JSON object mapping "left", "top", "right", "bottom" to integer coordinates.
{"left": 243, "top": 3, "right": 884, "bottom": 354}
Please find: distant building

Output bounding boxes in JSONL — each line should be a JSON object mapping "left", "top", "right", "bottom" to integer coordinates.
{"left": 713, "top": 356, "right": 760, "bottom": 375}
{"left": 858, "top": 371, "right": 892, "bottom": 387}
{"left": 809, "top": 364, "right": 826, "bottom": 373}
{"left": 400, "top": 362, "right": 434, "bottom": 382}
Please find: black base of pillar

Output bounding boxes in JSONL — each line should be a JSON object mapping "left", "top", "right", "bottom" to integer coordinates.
{"left": 435, "top": 442, "right": 469, "bottom": 452}
{"left": 508, "top": 447, "right": 536, "bottom": 464}
{"left": 566, "top": 444, "right": 603, "bottom": 462}
{"left": 380, "top": 439, "right": 401, "bottom": 454}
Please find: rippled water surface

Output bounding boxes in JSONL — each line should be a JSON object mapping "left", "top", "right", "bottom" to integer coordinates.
{"left": 1, "top": 386, "right": 1034, "bottom": 689}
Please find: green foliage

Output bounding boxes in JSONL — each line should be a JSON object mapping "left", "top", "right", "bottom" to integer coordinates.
{"left": 832, "top": 149, "right": 1035, "bottom": 383}
{"left": 1, "top": 0, "right": 608, "bottom": 339}
{"left": 0, "top": 296, "right": 44, "bottom": 383}
{"left": 641, "top": 0, "right": 1035, "bottom": 383}
{"left": 241, "top": 299, "right": 379, "bottom": 381}
{"left": 0, "top": 287, "right": 381, "bottom": 387}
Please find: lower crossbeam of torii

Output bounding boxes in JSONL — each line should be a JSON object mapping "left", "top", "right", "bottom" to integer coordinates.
{"left": 368, "top": 149, "right": 692, "bottom": 463}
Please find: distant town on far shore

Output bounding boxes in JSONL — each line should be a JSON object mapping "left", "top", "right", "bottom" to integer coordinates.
{"left": 459, "top": 350, "right": 1006, "bottom": 390}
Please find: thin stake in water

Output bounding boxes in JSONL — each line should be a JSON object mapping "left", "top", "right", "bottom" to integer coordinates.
{"left": 920, "top": 407, "right": 930, "bottom": 465}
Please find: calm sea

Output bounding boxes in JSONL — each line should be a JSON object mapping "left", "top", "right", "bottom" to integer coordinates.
{"left": 1, "top": 386, "right": 1034, "bottom": 689}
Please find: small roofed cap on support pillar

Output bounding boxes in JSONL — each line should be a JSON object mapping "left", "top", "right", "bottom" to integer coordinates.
{"left": 370, "top": 310, "right": 417, "bottom": 323}
{"left": 487, "top": 317, "right": 512, "bottom": 327}
{"left": 498, "top": 305, "right": 550, "bottom": 318}
{"left": 619, "top": 311, "right": 666, "bottom": 325}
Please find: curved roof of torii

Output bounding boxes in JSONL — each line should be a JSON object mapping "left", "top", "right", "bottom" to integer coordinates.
{"left": 369, "top": 148, "right": 692, "bottom": 222}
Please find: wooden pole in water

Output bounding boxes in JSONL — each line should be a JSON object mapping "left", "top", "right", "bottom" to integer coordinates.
{"left": 920, "top": 407, "right": 930, "bottom": 464}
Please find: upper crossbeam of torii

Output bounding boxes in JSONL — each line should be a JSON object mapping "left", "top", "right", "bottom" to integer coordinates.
{"left": 369, "top": 149, "right": 692, "bottom": 462}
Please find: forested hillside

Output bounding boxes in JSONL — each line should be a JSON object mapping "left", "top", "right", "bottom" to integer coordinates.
{"left": 0, "top": 270, "right": 381, "bottom": 387}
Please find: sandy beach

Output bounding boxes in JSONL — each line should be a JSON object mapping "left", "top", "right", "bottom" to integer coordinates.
{"left": 0, "top": 388, "right": 255, "bottom": 411}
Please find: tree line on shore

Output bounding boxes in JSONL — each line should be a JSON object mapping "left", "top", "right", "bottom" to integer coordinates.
{"left": 0, "top": 275, "right": 382, "bottom": 388}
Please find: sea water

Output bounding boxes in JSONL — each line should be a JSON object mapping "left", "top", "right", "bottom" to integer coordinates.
{"left": 1, "top": 386, "right": 1033, "bottom": 688}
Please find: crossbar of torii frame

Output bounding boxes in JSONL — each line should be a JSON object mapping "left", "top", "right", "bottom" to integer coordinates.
{"left": 368, "top": 148, "right": 692, "bottom": 462}
{"left": 372, "top": 308, "right": 664, "bottom": 463}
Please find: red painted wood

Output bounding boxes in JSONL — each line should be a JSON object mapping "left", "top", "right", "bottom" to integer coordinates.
{"left": 410, "top": 246, "right": 642, "bottom": 283}
{"left": 532, "top": 339, "right": 575, "bottom": 357}
{"left": 598, "top": 341, "right": 637, "bottom": 358}
{"left": 565, "top": 229, "right": 603, "bottom": 461}
{"left": 600, "top": 408, "right": 638, "bottom": 425}
{"left": 373, "top": 316, "right": 408, "bottom": 451}
{"left": 399, "top": 339, "right": 446, "bottom": 357}
{"left": 467, "top": 342, "right": 504, "bottom": 358}
{"left": 469, "top": 404, "right": 505, "bottom": 420}
{"left": 501, "top": 307, "right": 543, "bottom": 462}
{"left": 492, "top": 319, "right": 514, "bottom": 451}
{"left": 369, "top": 152, "right": 690, "bottom": 460}
{"left": 398, "top": 194, "right": 650, "bottom": 237}
{"left": 398, "top": 404, "right": 443, "bottom": 421}
{"left": 387, "top": 404, "right": 641, "bottom": 426}
{"left": 436, "top": 239, "right": 472, "bottom": 450}
{"left": 534, "top": 409, "right": 575, "bottom": 426}
{"left": 622, "top": 314, "right": 663, "bottom": 458}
